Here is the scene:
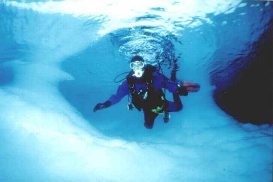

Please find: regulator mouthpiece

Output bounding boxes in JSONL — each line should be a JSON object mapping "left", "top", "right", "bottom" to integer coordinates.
{"left": 130, "top": 60, "right": 145, "bottom": 78}
{"left": 133, "top": 68, "right": 144, "bottom": 78}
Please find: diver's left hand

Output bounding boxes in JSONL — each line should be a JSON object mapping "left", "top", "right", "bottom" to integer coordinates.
{"left": 93, "top": 101, "right": 111, "bottom": 112}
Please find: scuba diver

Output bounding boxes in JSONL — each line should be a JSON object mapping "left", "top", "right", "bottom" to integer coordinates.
{"left": 93, "top": 55, "right": 200, "bottom": 129}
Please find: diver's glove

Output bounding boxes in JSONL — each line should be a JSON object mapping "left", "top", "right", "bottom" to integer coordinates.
{"left": 93, "top": 101, "right": 112, "bottom": 112}
{"left": 177, "top": 85, "right": 188, "bottom": 96}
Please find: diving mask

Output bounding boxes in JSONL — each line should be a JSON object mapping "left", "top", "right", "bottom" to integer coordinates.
{"left": 130, "top": 61, "right": 145, "bottom": 78}
{"left": 130, "top": 61, "right": 145, "bottom": 70}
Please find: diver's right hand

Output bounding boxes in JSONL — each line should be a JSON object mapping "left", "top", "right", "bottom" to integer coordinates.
{"left": 93, "top": 101, "right": 112, "bottom": 112}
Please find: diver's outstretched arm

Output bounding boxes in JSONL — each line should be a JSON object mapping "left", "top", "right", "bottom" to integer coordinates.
{"left": 93, "top": 80, "right": 129, "bottom": 112}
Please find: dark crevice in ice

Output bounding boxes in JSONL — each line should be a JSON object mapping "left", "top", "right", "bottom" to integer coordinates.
{"left": 212, "top": 24, "right": 273, "bottom": 124}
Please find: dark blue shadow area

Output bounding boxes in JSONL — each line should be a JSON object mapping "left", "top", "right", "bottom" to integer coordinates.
{"left": 208, "top": 3, "right": 273, "bottom": 124}
{"left": 0, "top": 43, "right": 30, "bottom": 86}
{"left": 0, "top": 43, "right": 27, "bottom": 86}
{"left": 212, "top": 21, "right": 273, "bottom": 124}
{"left": 0, "top": 5, "right": 30, "bottom": 86}
{"left": 0, "top": 66, "right": 13, "bottom": 85}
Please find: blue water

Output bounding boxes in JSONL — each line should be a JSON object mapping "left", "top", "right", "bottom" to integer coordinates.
{"left": 0, "top": 0, "right": 272, "bottom": 181}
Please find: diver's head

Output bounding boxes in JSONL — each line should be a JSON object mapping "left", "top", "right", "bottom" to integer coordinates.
{"left": 130, "top": 55, "right": 145, "bottom": 78}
